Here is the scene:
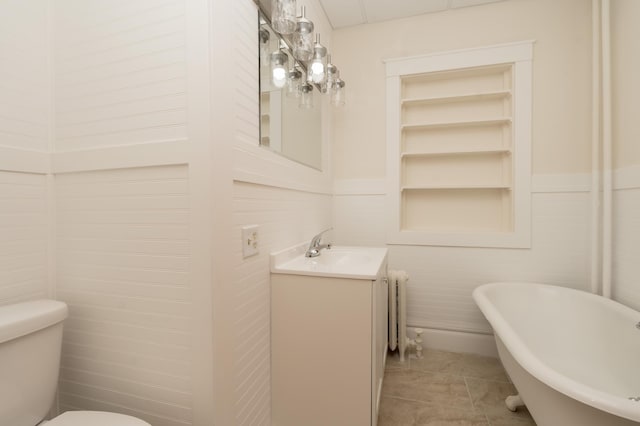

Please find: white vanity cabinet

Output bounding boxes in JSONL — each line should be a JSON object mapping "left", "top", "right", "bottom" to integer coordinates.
{"left": 270, "top": 246, "right": 388, "bottom": 426}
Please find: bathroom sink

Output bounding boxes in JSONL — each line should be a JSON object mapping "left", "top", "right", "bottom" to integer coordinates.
{"left": 270, "top": 244, "right": 387, "bottom": 279}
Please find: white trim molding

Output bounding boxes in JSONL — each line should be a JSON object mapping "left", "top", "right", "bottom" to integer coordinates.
{"left": 51, "top": 139, "right": 189, "bottom": 174}
{"left": 613, "top": 164, "right": 640, "bottom": 190}
{"left": 405, "top": 327, "right": 498, "bottom": 358}
{"left": 0, "top": 146, "right": 50, "bottom": 174}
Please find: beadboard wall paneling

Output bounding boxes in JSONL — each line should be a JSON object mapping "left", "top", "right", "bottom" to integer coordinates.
{"left": 54, "top": 0, "right": 188, "bottom": 152}
{"left": 232, "top": 0, "right": 259, "bottom": 148}
{"left": 612, "top": 166, "right": 640, "bottom": 310}
{"left": 55, "top": 165, "right": 193, "bottom": 426}
{"left": 613, "top": 188, "right": 640, "bottom": 310}
{"left": 0, "top": 0, "right": 50, "bottom": 153}
{"left": 333, "top": 181, "right": 591, "bottom": 334}
{"left": 0, "top": 171, "right": 48, "bottom": 304}
{"left": 230, "top": 0, "right": 334, "bottom": 424}
{"left": 231, "top": 182, "right": 332, "bottom": 426}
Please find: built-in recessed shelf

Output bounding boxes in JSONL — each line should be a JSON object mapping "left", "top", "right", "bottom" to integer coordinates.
{"left": 401, "top": 184, "right": 512, "bottom": 191}
{"left": 401, "top": 148, "right": 511, "bottom": 158}
{"left": 386, "top": 41, "right": 533, "bottom": 247}
{"left": 401, "top": 90, "right": 511, "bottom": 106}
{"left": 402, "top": 117, "right": 511, "bottom": 131}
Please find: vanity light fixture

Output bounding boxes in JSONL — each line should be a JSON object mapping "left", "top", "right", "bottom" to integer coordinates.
{"left": 292, "top": 6, "right": 314, "bottom": 61}
{"left": 331, "top": 78, "right": 345, "bottom": 107}
{"left": 310, "top": 34, "right": 327, "bottom": 84}
{"left": 299, "top": 81, "right": 314, "bottom": 109}
{"left": 270, "top": 50, "right": 289, "bottom": 88}
{"left": 258, "top": 0, "right": 346, "bottom": 106}
{"left": 326, "top": 55, "right": 338, "bottom": 92}
{"left": 259, "top": 27, "right": 270, "bottom": 61}
{"left": 271, "top": 0, "right": 296, "bottom": 35}
{"left": 286, "top": 67, "right": 302, "bottom": 98}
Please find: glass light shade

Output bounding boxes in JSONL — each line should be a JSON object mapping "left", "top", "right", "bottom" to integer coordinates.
{"left": 286, "top": 68, "right": 302, "bottom": 98}
{"left": 271, "top": 0, "right": 296, "bottom": 34}
{"left": 299, "top": 83, "right": 314, "bottom": 109}
{"left": 326, "top": 59, "right": 338, "bottom": 90}
{"left": 259, "top": 28, "right": 270, "bottom": 64}
{"left": 270, "top": 51, "right": 288, "bottom": 88}
{"left": 331, "top": 79, "right": 345, "bottom": 107}
{"left": 310, "top": 35, "right": 327, "bottom": 84}
{"left": 292, "top": 7, "right": 314, "bottom": 61}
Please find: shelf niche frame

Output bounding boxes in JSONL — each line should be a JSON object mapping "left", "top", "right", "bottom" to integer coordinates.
{"left": 385, "top": 41, "right": 533, "bottom": 248}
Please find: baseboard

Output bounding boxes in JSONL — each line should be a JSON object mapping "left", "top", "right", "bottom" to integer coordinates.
{"left": 405, "top": 327, "right": 499, "bottom": 358}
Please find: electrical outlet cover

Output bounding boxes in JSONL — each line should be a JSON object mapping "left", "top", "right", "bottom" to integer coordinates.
{"left": 242, "top": 225, "right": 259, "bottom": 258}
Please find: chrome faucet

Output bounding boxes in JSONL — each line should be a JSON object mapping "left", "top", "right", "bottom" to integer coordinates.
{"left": 305, "top": 228, "right": 333, "bottom": 257}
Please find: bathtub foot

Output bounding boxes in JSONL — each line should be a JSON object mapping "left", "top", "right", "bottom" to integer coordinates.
{"left": 505, "top": 394, "right": 524, "bottom": 412}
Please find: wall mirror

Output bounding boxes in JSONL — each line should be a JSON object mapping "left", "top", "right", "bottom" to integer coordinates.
{"left": 259, "top": 13, "right": 322, "bottom": 171}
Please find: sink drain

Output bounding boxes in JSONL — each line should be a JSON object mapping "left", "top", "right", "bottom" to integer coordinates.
{"left": 629, "top": 397, "right": 640, "bottom": 402}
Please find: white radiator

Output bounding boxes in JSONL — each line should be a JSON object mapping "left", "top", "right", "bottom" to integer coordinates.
{"left": 387, "top": 269, "right": 409, "bottom": 362}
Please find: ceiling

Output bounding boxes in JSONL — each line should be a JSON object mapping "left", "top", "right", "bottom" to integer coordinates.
{"left": 318, "top": 0, "right": 507, "bottom": 29}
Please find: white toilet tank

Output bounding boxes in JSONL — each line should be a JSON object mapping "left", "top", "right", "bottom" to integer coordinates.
{"left": 0, "top": 299, "right": 68, "bottom": 426}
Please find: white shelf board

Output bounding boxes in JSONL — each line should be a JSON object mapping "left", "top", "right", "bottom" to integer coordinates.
{"left": 401, "top": 90, "right": 511, "bottom": 106}
{"left": 401, "top": 117, "right": 511, "bottom": 131}
{"left": 401, "top": 148, "right": 511, "bottom": 158}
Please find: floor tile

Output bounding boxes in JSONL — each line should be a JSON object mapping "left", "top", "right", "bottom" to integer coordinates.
{"left": 382, "top": 368, "right": 473, "bottom": 409}
{"left": 387, "top": 351, "right": 410, "bottom": 370}
{"left": 413, "top": 404, "right": 489, "bottom": 426}
{"left": 409, "top": 349, "right": 510, "bottom": 383}
{"left": 377, "top": 397, "right": 419, "bottom": 426}
{"left": 465, "top": 377, "right": 536, "bottom": 425}
{"left": 380, "top": 350, "right": 537, "bottom": 426}
{"left": 378, "top": 396, "right": 490, "bottom": 426}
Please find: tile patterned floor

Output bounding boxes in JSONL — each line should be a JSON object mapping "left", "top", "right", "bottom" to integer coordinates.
{"left": 378, "top": 349, "right": 537, "bottom": 426}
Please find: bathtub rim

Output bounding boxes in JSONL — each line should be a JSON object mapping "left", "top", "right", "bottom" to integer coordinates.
{"left": 473, "top": 281, "right": 640, "bottom": 423}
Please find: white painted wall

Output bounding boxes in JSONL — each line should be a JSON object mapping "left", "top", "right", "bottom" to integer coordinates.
{"left": 332, "top": 0, "right": 592, "bottom": 179}
{"left": 2, "top": 0, "right": 632, "bottom": 425}
{"left": 334, "top": 181, "right": 591, "bottom": 333}
{"left": 1, "top": 0, "right": 330, "bottom": 424}
{"left": 332, "top": 0, "right": 595, "bottom": 336}
{"left": 0, "top": 171, "right": 50, "bottom": 303}
{"left": 611, "top": 0, "right": 640, "bottom": 310}
{"left": 51, "top": 0, "right": 215, "bottom": 425}
{"left": 223, "top": 1, "right": 334, "bottom": 424}
{"left": 0, "top": 0, "right": 51, "bottom": 305}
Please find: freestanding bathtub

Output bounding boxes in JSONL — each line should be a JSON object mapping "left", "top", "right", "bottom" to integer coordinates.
{"left": 473, "top": 282, "right": 640, "bottom": 426}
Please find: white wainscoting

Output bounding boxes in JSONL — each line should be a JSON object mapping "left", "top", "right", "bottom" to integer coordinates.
{"left": 229, "top": 0, "right": 334, "bottom": 424}
{"left": 334, "top": 174, "right": 592, "bottom": 340}
{"left": 0, "top": 171, "right": 49, "bottom": 304}
{"left": 613, "top": 165, "right": 640, "bottom": 311}
{"left": 55, "top": 164, "right": 193, "bottom": 426}
{"left": 231, "top": 181, "right": 332, "bottom": 426}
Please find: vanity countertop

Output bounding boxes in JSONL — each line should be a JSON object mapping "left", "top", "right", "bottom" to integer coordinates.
{"left": 270, "top": 244, "right": 388, "bottom": 280}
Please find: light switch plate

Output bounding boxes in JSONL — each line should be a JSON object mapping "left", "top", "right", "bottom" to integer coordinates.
{"left": 242, "top": 225, "right": 259, "bottom": 258}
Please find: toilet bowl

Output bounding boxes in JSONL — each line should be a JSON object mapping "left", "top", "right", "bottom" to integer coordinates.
{"left": 0, "top": 299, "right": 151, "bottom": 426}
{"left": 41, "top": 411, "right": 150, "bottom": 426}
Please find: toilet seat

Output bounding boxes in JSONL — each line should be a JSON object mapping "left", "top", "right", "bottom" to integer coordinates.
{"left": 44, "top": 411, "right": 151, "bottom": 426}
